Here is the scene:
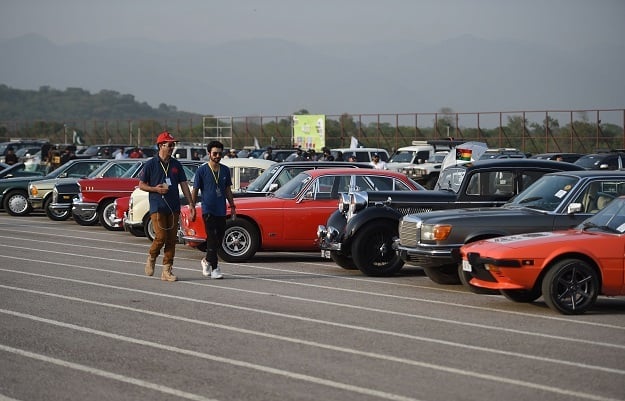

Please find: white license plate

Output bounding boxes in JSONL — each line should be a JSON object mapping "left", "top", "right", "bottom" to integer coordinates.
{"left": 462, "top": 260, "right": 472, "bottom": 272}
{"left": 321, "top": 250, "right": 331, "bottom": 259}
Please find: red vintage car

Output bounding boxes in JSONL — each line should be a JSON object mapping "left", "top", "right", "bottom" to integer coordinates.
{"left": 72, "top": 176, "right": 142, "bottom": 230}
{"left": 460, "top": 195, "right": 625, "bottom": 314}
{"left": 179, "top": 167, "right": 422, "bottom": 262}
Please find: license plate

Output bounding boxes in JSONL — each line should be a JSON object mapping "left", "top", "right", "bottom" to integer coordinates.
{"left": 462, "top": 260, "right": 472, "bottom": 272}
{"left": 321, "top": 250, "right": 331, "bottom": 259}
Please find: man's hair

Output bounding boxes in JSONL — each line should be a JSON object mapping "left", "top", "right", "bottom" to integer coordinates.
{"left": 206, "top": 140, "right": 224, "bottom": 152}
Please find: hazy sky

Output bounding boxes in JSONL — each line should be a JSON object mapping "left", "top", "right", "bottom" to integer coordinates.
{"left": 1, "top": 0, "right": 624, "bottom": 49}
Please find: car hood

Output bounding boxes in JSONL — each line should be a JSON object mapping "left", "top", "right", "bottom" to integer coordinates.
{"left": 410, "top": 205, "right": 536, "bottom": 223}
{"left": 463, "top": 230, "right": 600, "bottom": 253}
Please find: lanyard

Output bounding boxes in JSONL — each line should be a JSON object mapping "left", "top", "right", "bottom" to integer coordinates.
{"left": 160, "top": 160, "right": 169, "bottom": 179}
{"left": 211, "top": 166, "right": 219, "bottom": 184}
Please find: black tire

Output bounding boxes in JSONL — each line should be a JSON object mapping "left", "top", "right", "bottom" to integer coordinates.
{"left": 330, "top": 251, "right": 357, "bottom": 270}
{"left": 218, "top": 219, "right": 260, "bottom": 262}
{"left": 99, "top": 199, "right": 122, "bottom": 231}
{"left": 352, "top": 223, "right": 403, "bottom": 276}
{"left": 458, "top": 263, "right": 499, "bottom": 294}
{"left": 72, "top": 210, "right": 99, "bottom": 226}
{"left": 128, "top": 226, "right": 146, "bottom": 237}
{"left": 500, "top": 288, "right": 541, "bottom": 303}
{"left": 541, "top": 258, "right": 599, "bottom": 315}
{"left": 142, "top": 214, "right": 155, "bottom": 241}
{"left": 3, "top": 190, "right": 32, "bottom": 216}
{"left": 44, "top": 196, "right": 71, "bottom": 221}
{"left": 423, "top": 264, "right": 461, "bottom": 284}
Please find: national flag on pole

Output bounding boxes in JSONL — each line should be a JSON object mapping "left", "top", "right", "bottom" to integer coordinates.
{"left": 456, "top": 148, "right": 472, "bottom": 161}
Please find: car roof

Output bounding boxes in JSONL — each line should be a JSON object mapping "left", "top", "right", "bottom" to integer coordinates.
{"left": 269, "top": 161, "right": 374, "bottom": 168}
{"left": 301, "top": 167, "right": 412, "bottom": 177}
{"left": 462, "top": 158, "right": 586, "bottom": 171}
{"left": 543, "top": 169, "right": 625, "bottom": 179}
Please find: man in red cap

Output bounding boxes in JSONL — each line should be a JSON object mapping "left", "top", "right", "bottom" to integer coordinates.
{"left": 138, "top": 131, "right": 196, "bottom": 281}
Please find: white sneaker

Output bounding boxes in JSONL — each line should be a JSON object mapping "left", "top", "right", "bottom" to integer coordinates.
{"left": 201, "top": 258, "right": 211, "bottom": 277}
{"left": 211, "top": 266, "right": 223, "bottom": 279}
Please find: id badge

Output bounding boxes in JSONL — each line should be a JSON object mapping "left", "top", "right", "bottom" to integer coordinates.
{"left": 165, "top": 178, "right": 172, "bottom": 186}
{"left": 216, "top": 187, "right": 222, "bottom": 197}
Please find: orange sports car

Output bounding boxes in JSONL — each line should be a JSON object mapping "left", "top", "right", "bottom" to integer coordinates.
{"left": 460, "top": 195, "right": 625, "bottom": 314}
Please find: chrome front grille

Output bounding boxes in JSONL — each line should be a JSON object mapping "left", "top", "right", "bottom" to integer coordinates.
{"left": 398, "top": 218, "right": 420, "bottom": 247}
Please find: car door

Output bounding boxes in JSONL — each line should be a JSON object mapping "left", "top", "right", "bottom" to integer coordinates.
{"left": 283, "top": 174, "right": 344, "bottom": 244}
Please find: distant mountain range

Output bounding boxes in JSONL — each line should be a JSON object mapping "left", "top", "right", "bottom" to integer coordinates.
{"left": 1, "top": 33, "right": 623, "bottom": 116}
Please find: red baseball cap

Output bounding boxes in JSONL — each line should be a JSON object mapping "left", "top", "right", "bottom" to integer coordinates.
{"left": 156, "top": 131, "right": 177, "bottom": 144}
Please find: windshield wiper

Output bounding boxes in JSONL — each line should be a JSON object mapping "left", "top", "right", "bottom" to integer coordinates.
{"left": 582, "top": 221, "right": 619, "bottom": 233}
{"left": 517, "top": 196, "right": 542, "bottom": 204}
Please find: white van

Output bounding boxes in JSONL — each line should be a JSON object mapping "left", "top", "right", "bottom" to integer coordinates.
{"left": 331, "top": 147, "right": 389, "bottom": 163}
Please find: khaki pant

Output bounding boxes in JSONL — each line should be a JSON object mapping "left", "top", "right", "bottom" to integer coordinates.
{"left": 148, "top": 212, "right": 180, "bottom": 266}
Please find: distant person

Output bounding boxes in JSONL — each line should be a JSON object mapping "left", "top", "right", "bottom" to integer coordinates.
{"left": 40, "top": 142, "right": 52, "bottom": 163}
{"left": 60, "top": 145, "right": 76, "bottom": 165}
{"left": 555, "top": 154, "right": 563, "bottom": 161}
{"left": 228, "top": 149, "right": 238, "bottom": 158}
{"left": 347, "top": 154, "right": 358, "bottom": 162}
{"left": 114, "top": 147, "right": 125, "bottom": 159}
{"left": 191, "top": 150, "right": 201, "bottom": 160}
{"left": 370, "top": 153, "right": 388, "bottom": 170}
{"left": 320, "top": 147, "right": 334, "bottom": 161}
{"left": 263, "top": 147, "right": 274, "bottom": 161}
{"left": 129, "top": 147, "right": 143, "bottom": 158}
{"left": 334, "top": 151, "right": 344, "bottom": 161}
{"left": 4, "top": 147, "right": 18, "bottom": 165}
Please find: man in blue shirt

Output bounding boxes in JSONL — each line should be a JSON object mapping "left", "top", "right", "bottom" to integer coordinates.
{"left": 192, "top": 140, "right": 236, "bottom": 279}
{"left": 139, "top": 131, "right": 195, "bottom": 282}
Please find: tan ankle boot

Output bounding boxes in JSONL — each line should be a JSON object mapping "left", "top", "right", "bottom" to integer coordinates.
{"left": 161, "top": 264, "right": 177, "bottom": 282}
{"left": 145, "top": 256, "right": 156, "bottom": 276}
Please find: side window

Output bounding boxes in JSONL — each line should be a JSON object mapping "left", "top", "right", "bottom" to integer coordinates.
{"left": 366, "top": 176, "right": 395, "bottom": 191}
{"left": 573, "top": 180, "right": 625, "bottom": 213}
{"left": 492, "top": 171, "right": 515, "bottom": 196}
{"left": 315, "top": 176, "right": 336, "bottom": 199}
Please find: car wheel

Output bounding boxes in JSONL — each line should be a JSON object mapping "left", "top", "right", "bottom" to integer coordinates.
{"left": 541, "top": 258, "right": 599, "bottom": 315}
{"left": 72, "top": 210, "right": 99, "bottom": 226}
{"left": 500, "top": 288, "right": 541, "bottom": 303}
{"left": 4, "top": 190, "right": 32, "bottom": 216}
{"left": 458, "top": 263, "right": 499, "bottom": 294}
{"left": 352, "top": 223, "right": 404, "bottom": 276}
{"left": 330, "top": 251, "right": 357, "bottom": 270}
{"left": 44, "top": 197, "right": 70, "bottom": 221}
{"left": 128, "top": 226, "right": 146, "bottom": 237}
{"left": 142, "top": 214, "right": 155, "bottom": 241}
{"left": 218, "top": 219, "right": 259, "bottom": 262}
{"left": 423, "top": 264, "right": 461, "bottom": 285}
{"left": 99, "top": 199, "right": 122, "bottom": 231}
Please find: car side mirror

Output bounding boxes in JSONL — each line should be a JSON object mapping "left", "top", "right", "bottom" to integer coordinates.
{"left": 568, "top": 202, "right": 582, "bottom": 214}
{"left": 269, "top": 183, "right": 279, "bottom": 192}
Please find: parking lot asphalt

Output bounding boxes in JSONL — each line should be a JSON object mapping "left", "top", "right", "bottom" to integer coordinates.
{"left": 1, "top": 213, "right": 624, "bottom": 401}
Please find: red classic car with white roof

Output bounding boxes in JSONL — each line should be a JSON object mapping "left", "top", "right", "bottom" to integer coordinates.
{"left": 179, "top": 167, "right": 422, "bottom": 262}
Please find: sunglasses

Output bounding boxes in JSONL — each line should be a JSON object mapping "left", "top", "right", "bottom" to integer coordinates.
{"left": 211, "top": 151, "right": 223, "bottom": 156}
{"left": 161, "top": 143, "right": 175, "bottom": 148}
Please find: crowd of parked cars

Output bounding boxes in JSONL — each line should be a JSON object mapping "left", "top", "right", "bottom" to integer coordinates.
{"left": 1, "top": 139, "right": 625, "bottom": 315}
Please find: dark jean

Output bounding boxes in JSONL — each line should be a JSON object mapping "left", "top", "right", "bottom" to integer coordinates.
{"left": 203, "top": 213, "right": 226, "bottom": 268}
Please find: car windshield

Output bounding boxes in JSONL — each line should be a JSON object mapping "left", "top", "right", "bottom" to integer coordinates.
{"left": 507, "top": 174, "right": 579, "bottom": 211}
{"left": 120, "top": 161, "right": 144, "bottom": 178}
{"left": 245, "top": 165, "right": 280, "bottom": 192}
{"left": 580, "top": 197, "right": 625, "bottom": 233}
{"left": 273, "top": 172, "right": 313, "bottom": 199}
{"left": 389, "top": 151, "right": 414, "bottom": 163}
{"left": 574, "top": 155, "right": 604, "bottom": 169}
{"left": 427, "top": 153, "right": 448, "bottom": 163}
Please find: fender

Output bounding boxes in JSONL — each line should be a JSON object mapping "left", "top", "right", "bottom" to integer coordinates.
{"left": 343, "top": 205, "right": 403, "bottom": 250}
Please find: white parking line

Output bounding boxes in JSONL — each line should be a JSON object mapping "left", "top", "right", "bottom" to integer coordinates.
{"left": 0, "top": 343, "right": 218, "bottom": 401}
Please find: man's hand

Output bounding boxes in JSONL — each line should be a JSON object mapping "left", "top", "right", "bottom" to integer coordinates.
{"left": 189, "top": 205, "right": 196, "bottom": 221}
